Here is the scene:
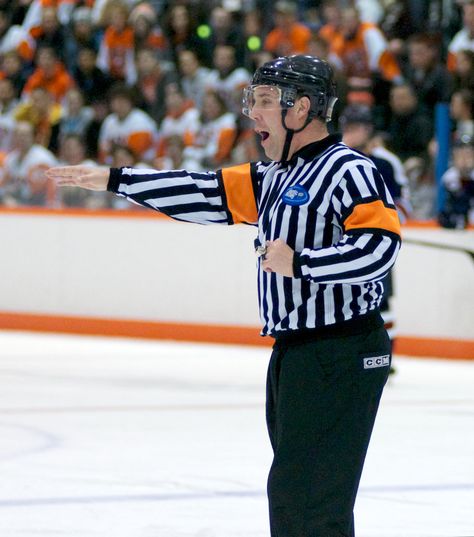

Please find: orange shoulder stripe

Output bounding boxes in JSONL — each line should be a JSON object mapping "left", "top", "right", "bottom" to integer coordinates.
{"left": 221, "top": 163, "right": 257, "bottom": 225}
{"left": 344, "top": 200, "right": 401, "bottom": 236}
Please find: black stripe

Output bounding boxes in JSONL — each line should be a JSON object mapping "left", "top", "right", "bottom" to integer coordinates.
{"left": 215, "top": 169, "right": 233, "bottom": 225}
{"left": 250, "top": 162, "right": 260, "bottom": 209}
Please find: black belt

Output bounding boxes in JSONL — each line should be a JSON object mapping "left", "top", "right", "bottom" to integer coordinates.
{"left": 272, "top": 310, "right": 384, "bottom": 348}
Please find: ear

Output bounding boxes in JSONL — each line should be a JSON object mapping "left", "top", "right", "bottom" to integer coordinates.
{"left": 296, "top": 96, "right": 311, "bottom": 118}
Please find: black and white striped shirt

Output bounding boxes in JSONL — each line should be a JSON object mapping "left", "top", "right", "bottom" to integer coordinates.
{"left": 108, "top": 134, "right": 401, "bottom": 336}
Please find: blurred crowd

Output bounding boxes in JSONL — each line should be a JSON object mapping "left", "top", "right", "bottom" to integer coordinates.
{"left": 0, "top": 0, "right": 472, "bottom": 226}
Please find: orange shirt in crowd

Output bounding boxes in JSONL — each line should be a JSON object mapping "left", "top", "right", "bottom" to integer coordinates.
{"left": 264, "top": 23, "right": 311, "bottom": 56}
{"left": 22, "top": 62, "right": 75, "bottom": 102}
{"left": 97, "top": 26, "right": 135, "bottom": 82}
{"left": 329, "top": 22, "right": 401, "bottom": 82}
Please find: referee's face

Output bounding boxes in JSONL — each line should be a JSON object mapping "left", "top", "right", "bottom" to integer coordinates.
{"left": 247, "top": 86, "right": 289, "bottom": 161}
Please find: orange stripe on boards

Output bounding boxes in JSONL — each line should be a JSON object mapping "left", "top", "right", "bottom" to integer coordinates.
{"left": 0, "top": 312, "right": 271, "bottom": 348}
{"left": 0, "top": 311, "right": 473, "bottom": 359}
{"left": 345, "top": 200, "right": 401, "bottom": 236}
{"left": 394, "top": 337, "right": 474, "bottom": 360}
{"left": 221, "top": 163, "right": 258, "bottom": 224}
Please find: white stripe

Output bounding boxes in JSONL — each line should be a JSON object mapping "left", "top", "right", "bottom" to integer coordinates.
{"left": 122, "top": 175, "right": 216, "bottom": 195}
{"left": 171, "top": 211, "right": 229, "bottom": 223}
{"left": 145, "top": 193, "right": 219, "bottom": 208}
{"left": 324, "top": 285, "right": 335, "bottom": 325}
{"left": 352, "top": 166, "right": 374, "bottom": 198}
{"left": 341, "top": 285, "right": 353, "bottom": 320}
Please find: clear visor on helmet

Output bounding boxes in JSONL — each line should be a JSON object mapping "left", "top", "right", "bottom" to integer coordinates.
{"left": 242, "top": 85, "right": 293, "bottom": 117}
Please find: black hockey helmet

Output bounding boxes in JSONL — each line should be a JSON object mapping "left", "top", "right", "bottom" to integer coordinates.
{"left": 243, "top": 55, "right": 337, "bottom": 122}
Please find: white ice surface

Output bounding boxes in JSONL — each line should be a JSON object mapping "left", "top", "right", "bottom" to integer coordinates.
{"left": 0, "top": 331, "right": 473, "bottom": 537}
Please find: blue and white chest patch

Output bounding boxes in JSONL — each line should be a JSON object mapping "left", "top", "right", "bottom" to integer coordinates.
{"left": 281, "top": 185, "right": 309, "bottom": 206}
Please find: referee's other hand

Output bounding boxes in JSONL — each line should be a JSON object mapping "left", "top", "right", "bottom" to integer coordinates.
{"left": 262, "top": 239, "right": 295, "bottom": 277}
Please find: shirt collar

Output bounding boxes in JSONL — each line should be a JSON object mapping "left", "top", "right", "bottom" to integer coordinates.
{"left": 287, "top": 133, "right": 343, "bottom": 163}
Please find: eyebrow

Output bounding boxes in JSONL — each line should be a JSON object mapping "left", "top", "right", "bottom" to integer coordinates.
{"left": 255, "top": 90, "right": 278, "bottom": 98}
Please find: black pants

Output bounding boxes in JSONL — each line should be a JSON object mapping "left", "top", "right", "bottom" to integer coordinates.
{"left": 266, "top": 324, "right": 391, "bottom": 537}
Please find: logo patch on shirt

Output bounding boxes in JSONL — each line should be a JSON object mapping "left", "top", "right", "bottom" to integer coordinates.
{"left": 282, "top": 185, "right": 309, "bottom": 206}
{"left": 363, "top": 355, "right": 390, "bottom": 369}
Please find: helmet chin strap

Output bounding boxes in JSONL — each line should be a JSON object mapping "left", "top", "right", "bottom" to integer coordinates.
{"left": 279, "top": 108, "right": 315, "bottom": 163}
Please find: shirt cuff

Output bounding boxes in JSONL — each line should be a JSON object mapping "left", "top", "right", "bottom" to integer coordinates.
{"left": 293, "top": 251, "right": 304, "bottom": 278}
{"left": 107, "top": 168, "right": 122, "bottom": 192}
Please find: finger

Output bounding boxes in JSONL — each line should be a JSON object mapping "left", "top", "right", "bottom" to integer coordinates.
{"left": 45, "top": 166, "right": 88, "bottom": 178}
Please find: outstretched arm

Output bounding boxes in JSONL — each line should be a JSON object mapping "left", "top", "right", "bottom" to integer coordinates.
{"left": 47, "top": 164, "right": 259, "bottom": 226}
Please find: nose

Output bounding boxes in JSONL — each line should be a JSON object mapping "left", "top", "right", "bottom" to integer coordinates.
{"left": 248, "top": 106, "right": 260, "bottom": 121}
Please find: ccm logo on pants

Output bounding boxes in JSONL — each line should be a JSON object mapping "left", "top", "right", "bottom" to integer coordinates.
{"left": 363, "top": 355, "right": 390, "bottom": 369}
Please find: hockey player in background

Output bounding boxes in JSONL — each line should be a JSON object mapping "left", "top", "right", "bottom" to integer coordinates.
{"left": 340, "top": 103, "right": 411, "bottom": 365}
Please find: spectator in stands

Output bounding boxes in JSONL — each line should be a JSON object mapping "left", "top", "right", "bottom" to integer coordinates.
{"left": 0, "top": 50, "right": 29, "bottom": 97}
{"left": 447, "top": 1, "right": 474, "bottom": 70}
{"left": 379, "top": 0, "right": 417, "bottom": 51}
{"left": 404, "top": 33, "right": 453, "bottom": 116}
{"left": 440, "top": 138, "right": 474, "bottom": 228}
{"left": 164, "top": 4, "right": 206, "bottom": 66}
{"left": 404, "top": 153, "right": 437, "bottom": 220}
{"left": 202, "top": 6, "right": 244, "bottom": 65}
{"left": 58, "top": 88, "right": 93, "bottom": 141}
{"left": 153, "top": 134, "right": 201, "bottom": 172}
{"left": 178, "top": 49, "right": 210, "bottom": 110}
{"left": 157, "top": 83, "right": 200, "bottom": 158}
{"left": 2, "top": 120, "right": 58, "bottom": 206}
{"left": 183, "top": 89, "right": 237, "bottom": 169}
{"left": 206, "top": 44, "right": 250, "bottom": 114}
{"left": 452, "top": 48, "right": 474, "bottom": 91}
{"left": 99, "top": 83, "right": 157, "bottom": 165}
{"left": 22, "top": 0, "right": 75, "bottom": 33}
{"left": 0, "top": 8, "right": 32, "bottom": 62}
{"left": 0, "top": 77, "right": 17, "bottom": 151}
{"left": 14, "top": 86, "right": 62, "bottom": 152}
{"left": 387, "top": 83, "right": 433, "bottom": 161}
{"left": 450, "top": 89, "right": 474, "bottom": 141}
{"left": 59, "top": 133, "right": 95, "bottom": 167}
{"left": 133, "top": 47, "right": 178, "bottom": 125}
{"left": 30, "top": 6, "right": 67, "bottom": 61}
{"left": 129, "top": 2, "right": 167, "bottom": 56}
{"left": 326, "top": 5, "right": 402, "bottom": 109}
{"left": 97, "top": 2, "right": 136, "bottom": 84}
{"left": 318, "top": 0, "right": 342, "bottom": 45}
{"left": 241, "top": 10, "right": 265, "bottom": 72}
{"left": 73, "top": 47, "right": 113, "bottom": 106}
{"left": 0, "top": 77, "right": 18, "bottom": 118}
{"left": 64, "top": 7, "right": 101, "bottom": 73}
{"left": 264, "top": 1, "right": 311, "bottom": 57}
{"left": 23, "top": 46, "right": 75, "bottom": 103}
{"left": 84, "top": 97, "right": 109, "bottom": 161}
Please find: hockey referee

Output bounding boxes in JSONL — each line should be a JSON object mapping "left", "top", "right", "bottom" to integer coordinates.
{"left": 47, "top": 55, "right": 401, "bottom": 537}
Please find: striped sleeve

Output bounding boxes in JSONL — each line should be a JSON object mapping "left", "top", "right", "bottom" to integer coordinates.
{"left": 107, "top": 164, "right": 257, "bottom": 226}
{"left": 293, "top": 162, "right": 401, "bottom": 284}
